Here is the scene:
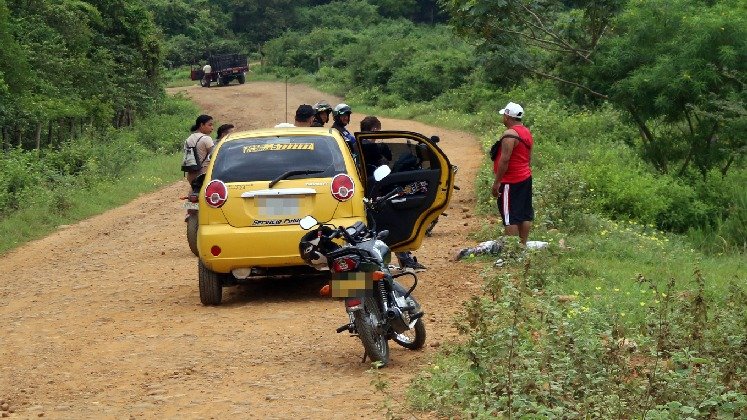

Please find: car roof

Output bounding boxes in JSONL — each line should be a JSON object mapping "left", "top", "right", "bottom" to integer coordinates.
{"left": 222, "top": 127, "right": 337, "bottom": 143}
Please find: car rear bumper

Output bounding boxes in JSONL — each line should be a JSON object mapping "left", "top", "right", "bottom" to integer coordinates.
{"left": 198, "top": 216, "right": 365, "bottom": 273}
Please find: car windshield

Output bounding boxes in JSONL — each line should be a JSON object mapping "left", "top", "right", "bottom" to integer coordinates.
{"left": 211, "top": 135, "right": 348, "bottom": 183}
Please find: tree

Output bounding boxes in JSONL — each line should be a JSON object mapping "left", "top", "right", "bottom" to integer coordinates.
{"left": 441, "top": 0, "right": 746, "bottom": 177}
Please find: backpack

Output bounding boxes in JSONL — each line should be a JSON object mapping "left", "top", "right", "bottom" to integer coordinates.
{"left": 489, "top": 134, "right": 530, "bottom": 161}
{"left": 181, "top": 135, "right": 207, "bottom": 172}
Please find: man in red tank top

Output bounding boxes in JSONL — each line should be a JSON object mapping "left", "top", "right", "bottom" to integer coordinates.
{"left": 491, "top": 102, "right": 534, "bottom": 244}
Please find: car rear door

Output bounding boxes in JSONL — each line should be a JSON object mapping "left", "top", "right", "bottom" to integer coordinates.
{"left": 355, "top": 130, "right": 455, "bottom": 251}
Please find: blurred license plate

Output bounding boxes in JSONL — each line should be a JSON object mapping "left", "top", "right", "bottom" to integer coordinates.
{"left": 330, "top": 272, "right": 374, "bottom": 298}
{"left": 183, "top": 202, "right": 199, "bottom": 210}
{"left": 257, "top": 197, "right": 299, "bottom": 217}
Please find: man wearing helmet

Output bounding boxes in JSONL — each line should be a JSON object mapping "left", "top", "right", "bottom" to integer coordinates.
{"left": 312, "top": 100, "right": 332, "bottom": 127}
{"left": 332, "top": 103, "right": 357, "bottom": 150}
{"left": 491, "top": 101, "right": 534, "bottom": 244}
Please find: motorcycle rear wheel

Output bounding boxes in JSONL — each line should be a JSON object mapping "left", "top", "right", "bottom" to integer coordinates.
{"left": 186, "top": 213, "right": 199, "bottom": 257}
{"left": 354, "top": 297, "right": 390, "bottom": 367}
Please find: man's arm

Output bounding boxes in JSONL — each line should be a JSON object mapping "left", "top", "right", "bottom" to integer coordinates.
{"left": 491, "top": 129, "right": 518, "bottom": 197}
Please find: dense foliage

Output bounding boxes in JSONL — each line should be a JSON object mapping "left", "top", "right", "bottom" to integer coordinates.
{"left": 441, "top": 0, "right": 747, "bottom": 180}
{"left": 258, "top": 0, "right": 744, "bottom": 250}
{"left": 0, "top": 0, "right": 164, "bottom": 153}
{"left": 147, "top": 0, "right": 445, "bottom": 67}
{"left": 0, "top": 96, "right": 195, "bottom": 219}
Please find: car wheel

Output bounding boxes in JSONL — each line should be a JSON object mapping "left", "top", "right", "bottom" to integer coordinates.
{"left": 237, "top": 73, "right": 246, "bottom": 84}
{"left": 186, "top": 213, "right": 198, "bottom": 257}
{"left": 198, "top": 260, "right": 223, "bottom": 305}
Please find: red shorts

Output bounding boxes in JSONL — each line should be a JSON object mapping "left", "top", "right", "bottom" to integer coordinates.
{"left": 497, "top": 176, "right": 534, "bottom": 226}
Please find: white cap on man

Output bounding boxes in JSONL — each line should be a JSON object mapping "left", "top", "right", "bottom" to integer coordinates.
{"left": 498, "top": 102, "right": 524, "bottom": 119}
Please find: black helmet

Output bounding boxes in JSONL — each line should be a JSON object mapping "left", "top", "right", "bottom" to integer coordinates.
{"left": 313, "top": 100, "right": 332, "bottom": 113}
{"left": 333, "top": 103, "right": 352, "bottom": 116}
{"left": 299, "top": 227, "right": 339, "bottom": 268}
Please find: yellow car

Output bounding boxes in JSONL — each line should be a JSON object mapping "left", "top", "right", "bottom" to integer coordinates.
{"left": 196, "top": 127, "right": 455, "bottom": 305}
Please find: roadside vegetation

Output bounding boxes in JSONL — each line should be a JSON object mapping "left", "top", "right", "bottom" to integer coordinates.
{"left": 252, "top": 0, "right": 746, "bottom": 417}
{"left": 2, "top": 0, "right": 744, "bottom": 416}
{"left": 0, "top": 96, "right": 197, "bottom": 253}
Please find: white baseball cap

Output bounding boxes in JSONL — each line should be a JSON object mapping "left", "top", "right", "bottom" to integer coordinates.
{"left": 498, "top": 102, "right": 524, "bottom": 119}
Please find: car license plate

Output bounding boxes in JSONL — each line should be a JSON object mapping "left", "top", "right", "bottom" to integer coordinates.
{"left": 330, "top": 272, "right": 374, "bottom": 298}
{"left": 183, "top": 202, "right": 199, "bottom": 210}
{"left": 257, "top": 197, "right": 299, "bottom": 217}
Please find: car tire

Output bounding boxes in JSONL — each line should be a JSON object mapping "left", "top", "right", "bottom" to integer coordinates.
{"left": 186, "top": 213, "right": 198, "bottom": 257}
{"left": 238, "top": 73, "right": 246, "bottom": 84}
{"left": 198, "top": 260, "right": 223, "bottom": 306}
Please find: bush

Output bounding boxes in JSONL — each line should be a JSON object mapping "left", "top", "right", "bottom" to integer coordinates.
{"left": 410, "top": 263, "right": 747, "bottom": 417}
{"left": 0, "top": 96, "right": 196, "bottom": 218}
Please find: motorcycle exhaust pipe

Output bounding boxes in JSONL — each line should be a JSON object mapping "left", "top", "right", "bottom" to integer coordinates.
{"left": 386, "top": 307, "right": 409, "bottom": 334}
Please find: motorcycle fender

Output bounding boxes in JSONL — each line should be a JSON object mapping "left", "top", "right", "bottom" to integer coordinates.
{"left": 344, "top": 298, "right": 363, "bottom": 312}
{"left": 345, "top": 304, "right": 363, "bottom": 312}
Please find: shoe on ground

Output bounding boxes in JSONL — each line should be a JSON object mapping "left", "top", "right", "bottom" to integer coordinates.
{"left": 403, "top": 261, "right": 427, "bottom": 272}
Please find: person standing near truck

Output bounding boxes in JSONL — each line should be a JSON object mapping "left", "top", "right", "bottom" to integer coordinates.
{"left": 491, "top": 101, "right": 534, "bottom": 245}
{"left": 202, "top": 63, "right": 212, "bottom": 85}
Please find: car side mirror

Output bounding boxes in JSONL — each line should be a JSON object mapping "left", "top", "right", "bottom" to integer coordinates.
{"left": 430, "top": 135, "right": 440, "bottom": 143}
{"left": 299, "top": 215, "right": 318, "bottom": 230}
{"left": 373, "top": 165, "right": 391, "bottom": 181}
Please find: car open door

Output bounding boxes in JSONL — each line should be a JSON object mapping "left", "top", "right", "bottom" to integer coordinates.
{"left": 355, "top": 130, "right": 455, "bottom": 252}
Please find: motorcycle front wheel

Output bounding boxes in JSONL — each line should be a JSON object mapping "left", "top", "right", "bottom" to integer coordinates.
{"left": 354, "top": 296, "right": 390, "bottom": 367}
{"left": 392, "top": 282, "right": 426, "bottom": 350}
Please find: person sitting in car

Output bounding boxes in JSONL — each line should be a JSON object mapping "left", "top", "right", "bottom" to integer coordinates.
{"left": 360, "top": 116, "right": 426, "bottom": 273}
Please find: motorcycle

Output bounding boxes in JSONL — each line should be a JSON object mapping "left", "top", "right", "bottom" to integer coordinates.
{"left": 181, "top": 174, "right": 204, "bottom": 257}
{"left": 298, "top": 166, "right": 426, "bottom": 367}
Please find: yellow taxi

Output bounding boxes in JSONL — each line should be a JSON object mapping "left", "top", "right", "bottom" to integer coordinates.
{"left": 196, "top": 127, "right": 454, "bottom": 305}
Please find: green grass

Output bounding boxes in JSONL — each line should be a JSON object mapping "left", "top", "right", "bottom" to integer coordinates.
{"left": 0, "top": 153, "right": 184, "bottom": 254}
{"left": 164, "top": 65, "right": 198, "bottom": 88}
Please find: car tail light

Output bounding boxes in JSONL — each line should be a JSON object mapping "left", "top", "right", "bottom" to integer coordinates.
{"left": 330, "top": 174, "right": 354, "bottom": 202}
{"left": 205, "top": 180, "right": 227, "bottom": 208}
{"left": 331, "top": 255, "right": 359, "bottom": 272}
{"left": 211, "top": 245, "right": 221, "bottom": 256}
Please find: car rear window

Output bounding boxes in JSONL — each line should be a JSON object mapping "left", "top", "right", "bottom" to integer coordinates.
{"left": 211, "top": 135, "right": 348, "bottom": 183}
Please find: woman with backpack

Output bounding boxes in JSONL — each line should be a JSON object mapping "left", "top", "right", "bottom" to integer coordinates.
{"left": 183, "top": 115, "right": 215, "bottom": 184}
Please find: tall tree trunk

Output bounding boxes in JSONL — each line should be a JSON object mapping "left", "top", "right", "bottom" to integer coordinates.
{"left": 16, "top": 127, "right": 23, "bottom": 148}
{"left": 34, "top": 123, "right": 42, "bottom": 150}
{"left": 48, "top": 120, "right": 54, "bottom": 147}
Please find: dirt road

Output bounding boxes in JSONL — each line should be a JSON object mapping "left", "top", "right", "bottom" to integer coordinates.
{"left": 0, "top": 82, "right": 485, "bottom": 418}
